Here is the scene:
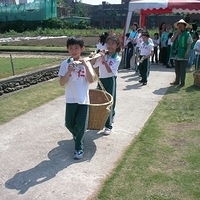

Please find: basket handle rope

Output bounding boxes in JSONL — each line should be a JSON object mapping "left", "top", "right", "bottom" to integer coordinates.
{"left": 92, "top": 67, "right": 110, "bottom": 103}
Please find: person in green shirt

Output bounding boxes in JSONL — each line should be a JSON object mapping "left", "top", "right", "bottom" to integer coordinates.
{"left": 170, "top": 19, "right": 193, "bottom": 87}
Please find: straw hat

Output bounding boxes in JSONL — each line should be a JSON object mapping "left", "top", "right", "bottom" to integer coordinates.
{"left": 174, "top": 19, "right": 189, "bottom": 28}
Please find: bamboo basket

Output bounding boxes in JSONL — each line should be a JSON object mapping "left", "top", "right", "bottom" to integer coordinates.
{"left": 193, "top": 70, "right": 200, "bottom": 87}
{"left": 88, "top": 89, "right": 113, "bottom": 130}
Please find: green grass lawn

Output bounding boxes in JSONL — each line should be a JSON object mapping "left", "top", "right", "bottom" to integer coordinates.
{"left": 0, "top": 45, "right": 95, "bottom": 52}
{"left": 0, "top": 57, "right": 63, "bottom": 79}
{"left": 0, "top": 71, "right": 200, "bottom": 200}
{"left": 93, "top": 72, "right": 200, "bottom": 200}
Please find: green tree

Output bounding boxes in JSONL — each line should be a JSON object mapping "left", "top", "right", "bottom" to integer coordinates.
{"left": 57, "top": 0, "right": 68, "bottom": 7}
{"left": 73, "top": 2, "right": 89, "bottom": 17}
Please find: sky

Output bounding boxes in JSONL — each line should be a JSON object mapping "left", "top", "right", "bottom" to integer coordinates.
{"left": 14, "top": 0, "right": 121, "bottom": 5}
{"left": 81, "top": 0, "right": 122, "bottom": 5}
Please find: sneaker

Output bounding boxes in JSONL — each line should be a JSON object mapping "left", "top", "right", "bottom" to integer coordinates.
{"left": 74, "top": 150, "right": 84, "bottom": 160}
{"left": 170, "top": 81, "right": 179, "bottom": 86}
{"left": 104, "top": 128, "right": 111, "bottom": 135}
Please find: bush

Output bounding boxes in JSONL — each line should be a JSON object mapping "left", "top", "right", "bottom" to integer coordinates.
{"left": 0, "top": 18, "right": 92, "bottom": 34}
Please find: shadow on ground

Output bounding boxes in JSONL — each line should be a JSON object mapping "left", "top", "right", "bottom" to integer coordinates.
{"left": 5, "top": 130, "right": 102, "bottom": 194}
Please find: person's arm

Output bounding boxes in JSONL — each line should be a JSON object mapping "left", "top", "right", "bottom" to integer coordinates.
{"left": 101, "top": 54, "right": 112, "bottom": 73}
{"left": 79, "top": 59, "right": 95, "bottom": 83}
{"left": 59, "top": 64, "right": 74, "bottom": 86}
{"left": 194, "top": 41, "right": 200, "bottom": 53}
{"left": 144, "top": 45, "right": 154, "bottom": 59}
{"left": 185, "top": 34, "right": 193, "bottom": 58}
{"left": 171, "top": 29, "right": 181, "bottom": 42}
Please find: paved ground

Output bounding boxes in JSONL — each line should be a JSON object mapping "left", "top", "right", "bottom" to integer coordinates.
{"left": 0, "top": 65, "right": 174, "bottom": 200}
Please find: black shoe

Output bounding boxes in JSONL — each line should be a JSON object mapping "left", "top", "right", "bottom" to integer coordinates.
{"left": 142, "top": 82, "right": 147, "bottom": 85}
{"left": 139, "top": 80, "right": 143, "bottom": 83}
{"left": 177, "top": 83, "right": 185, "bottom": 87}
{"left": 170, "top": 81, "right": 179, "bottom": 85}
{"left": 166, "top": 65, "right": 173, "bottom": 68}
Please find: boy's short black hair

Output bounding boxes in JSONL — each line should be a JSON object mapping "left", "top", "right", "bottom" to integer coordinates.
{"left": 142, "top": 32, "right": 150, "bottom": 38}
{"left": 66, "top": 37, "right": 84, "bottom": 48}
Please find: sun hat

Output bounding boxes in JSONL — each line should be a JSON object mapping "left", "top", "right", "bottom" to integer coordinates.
{"left": 174, "top": 19, "right": 189, "bottom": 28}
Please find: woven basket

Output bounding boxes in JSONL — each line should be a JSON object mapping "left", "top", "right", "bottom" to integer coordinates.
{"left": 88, "top": 89, "right": 113, "bottom": 130}
{"left": 193, "top": 70, "right": 200, "bottom": 87}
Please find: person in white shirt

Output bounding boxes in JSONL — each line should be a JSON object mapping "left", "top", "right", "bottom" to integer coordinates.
{"left": 138, "top": 32, "right": 154, "bottom": 85}
{"left": 194, "top": 38, "right": 200, "bottom": 70}
{"left": 96, "top": 32, "right": 108, "bottom": 53}
{"left": 135, "top": 28, "right": 144, "bottom": 71}
{"left": 58, "top": 37, "right": 95, "bottom": 160}
{"left": 91, "top": 35, "right": 121, "bottom": 135}
{"left": 151, "top": 32, "right": 160, "bottom": 64}
{"left": 125, "top": 22, "right": 139, "bottom": 70}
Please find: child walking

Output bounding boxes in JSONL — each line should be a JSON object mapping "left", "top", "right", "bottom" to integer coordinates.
{"left": 138, "top": 32, "right": 154, "bottom": 85}
{"left": 151, "top": 33, "right": 159, "bottom": 64}
{"left": 91, "top": 35, "right": 121, "bottom": 135}
{"left": 58, "top": 37, "right": 95, "bottom": 160}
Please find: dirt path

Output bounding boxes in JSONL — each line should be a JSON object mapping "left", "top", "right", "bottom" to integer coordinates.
{"left": 0, "top": 64, "right": 175, "bottom": 200}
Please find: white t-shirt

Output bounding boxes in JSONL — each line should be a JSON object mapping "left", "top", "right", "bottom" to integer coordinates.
{"left": 93, "top": 53, "right": 121, "bottom": 78}
{"left": 139, "top": 41, "right": 154, "bottom": 56}
{"left": 167, "top": 38, "right": 173, "bottom": 46}
{"left": 152, "top": 38, "right": 160, "bottom": 47}
{"left": 136, "top": 33, "right": 143, "bottom": 48}
{"left": 58, "top": 58, "right": 92, "bottom": 104}
{"left": 194, "top": 39, "right": 200, "bottom": 55}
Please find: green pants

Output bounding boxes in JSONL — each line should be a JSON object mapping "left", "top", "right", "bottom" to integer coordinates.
{"left": 98, "top": 76, "right": 116, "bottom": 129}
{"left": 65, "top": 103, "right": 89, "bottom": 151}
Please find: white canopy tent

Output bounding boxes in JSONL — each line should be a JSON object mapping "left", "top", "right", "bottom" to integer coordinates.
{"left": 124, "top": 0, "right": 200, "bottom": 35}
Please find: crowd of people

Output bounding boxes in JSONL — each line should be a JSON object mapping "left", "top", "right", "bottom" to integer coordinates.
{"left": 57, "top": 19, "right": 200, "bottom": 160}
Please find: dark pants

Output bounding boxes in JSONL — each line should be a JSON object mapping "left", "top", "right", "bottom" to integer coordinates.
{"left": 174, "top": 60, "right": 187, "bottom": 85}
{"left": 160, "top": 47, "right": 168, "bottom": 65}
{"left": 152, "top": 46, "right": 158, "bottom": 63}
{"left": 139, "top": 56, "right": 150, "bottom": 83}
{"left": 166, "top": 45, "right": 174, "bottom": 66}
{"left": 126, "top": 46, "right": 135, "bottom": 69}
{"left": 65, "top": 103, "right": 88, "bottom": 151}
{"left": 98, "top": 76, "right": 116, "bottom": 129}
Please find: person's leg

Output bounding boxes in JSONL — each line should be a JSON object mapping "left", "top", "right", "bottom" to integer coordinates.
{"left": 142, "top": 59, "right": 148, "bottom": 84}
{"left": 99, "top": 77, "right": 116, "bottom": 131}
{"left": 155, "top": 46, "right": 158, "bottom": 63}
{"left": 188, "top": 49, "right": 195, "bottom": 67}
{"left": 65, "top": 103, "right": 78, "bottom": 138}
{"left": 166, "top": 45, "right": 171, "bottom": 67}
{"left": 126, "top": 47, "right": 133, "bottom": 69}
{"left": 130, "top": 47, "right": 136, "bottom": 69}
{"left": 171, "top": 60, "right": 180, "bottom": 85}
{"left": 162, "top": 47, "right": 168, "bottom": 65}
{"left": 140, "top": 61, "right": 145, "bottom": 83}
{"left": 74, "top": 104, "right": 89, "bottom": 151}
{"left": 175, "top": 60, "right": 181, "bottom": 84}
{"left": 123, "top": 47, "right": 128, "bottom": 68}
{"left": 179, "top": 60, "right": 187, "bottom": 86}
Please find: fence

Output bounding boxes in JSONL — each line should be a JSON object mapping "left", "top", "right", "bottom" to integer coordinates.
{"left": 0, "top": 0, "right": 57, "bottom": 21}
